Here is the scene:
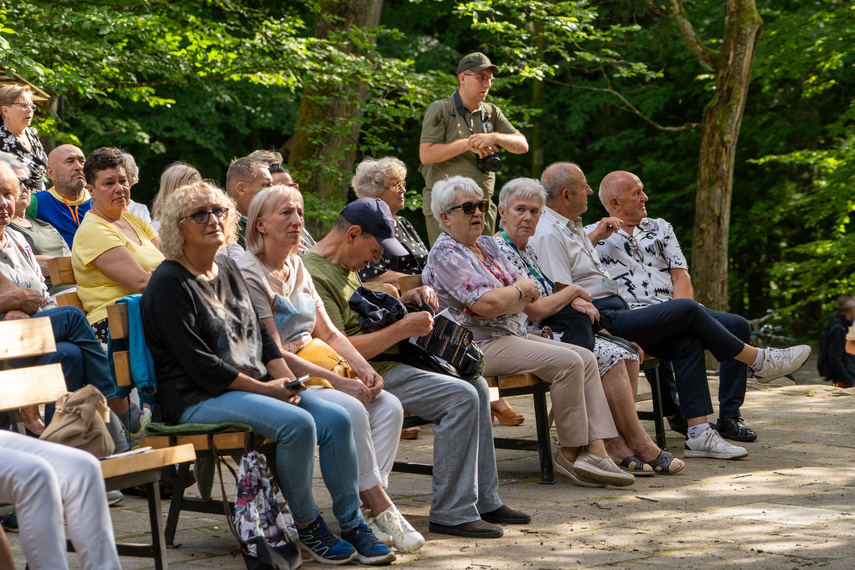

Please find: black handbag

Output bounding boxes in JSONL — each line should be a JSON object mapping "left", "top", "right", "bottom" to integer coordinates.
{"left": 542, "top": 303, "right": 611, "bottom": 352}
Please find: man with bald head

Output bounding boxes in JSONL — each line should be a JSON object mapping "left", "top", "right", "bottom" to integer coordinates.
{"left": 27, "top": 144, "right": 89, "bottom": 246}
{"left": 589, "top": 170, "right": 757, "bottom": 442}
{"left": 530, "top": 162, "right": 810, "bottom": 460}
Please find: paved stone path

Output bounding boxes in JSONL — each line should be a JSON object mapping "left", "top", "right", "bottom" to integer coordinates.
{"left": 8, "top": 370, "right": 855, "bottom": 568}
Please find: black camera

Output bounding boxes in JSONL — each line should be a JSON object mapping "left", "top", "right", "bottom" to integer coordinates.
{"left": 476, "top": 152, "right": 502, "bottom": 174}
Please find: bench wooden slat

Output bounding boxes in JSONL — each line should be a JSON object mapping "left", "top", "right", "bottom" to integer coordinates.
{"left": 398, "top": 274, "right": 422, "bottom": 294}
{"left": 101, "top": 444, "right": 196, "bottom": 479}
{"left": 113, "top": 351, "right": 133, "bottom": 387}
{"left": 106, "top": 303, "right": 130, "bottom": 340}
{"left": 47, "top": 256, "right": 76, "bottom": 287}
{"left": 486, "top": 373, "right": 542, "bottom": 390}
{"left": 55, "top": 291, "right": 85, "bottom": 310}
{"left": 0, "top": 317, "right": 56, "bottom": 359}
{"left": 0, "top": 364, "right": 67, "bottom": 411}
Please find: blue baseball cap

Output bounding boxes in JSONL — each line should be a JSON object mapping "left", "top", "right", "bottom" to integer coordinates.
{"left": 340, "top": 198, "right": 408, "bottom": 257}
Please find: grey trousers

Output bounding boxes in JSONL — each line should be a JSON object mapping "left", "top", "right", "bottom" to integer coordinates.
{"left": 382, "top": 363, "right": 502, "bottom": 526}
{"left": 482, "top": 334, "right": 618, "bottom": 448}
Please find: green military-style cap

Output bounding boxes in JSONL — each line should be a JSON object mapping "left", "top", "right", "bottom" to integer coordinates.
{"left": 457, "top": 52, "right": 499, "bottom": 75}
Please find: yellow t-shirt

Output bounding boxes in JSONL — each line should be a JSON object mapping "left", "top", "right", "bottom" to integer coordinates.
{"left": 71, "top": 211, "right": 164, "bottom": 323}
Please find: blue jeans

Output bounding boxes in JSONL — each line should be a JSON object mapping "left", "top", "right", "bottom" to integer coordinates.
{"left": 601, "top": 298, "right": 746, "bottom": 420}
{"left": 382, "top": 364, "right": 502, "bottom": 526}
{"left": 12, "top": 306, "right": 118, "bottom": 424}
{"left": 179, "top": 389, "right": 363, "bottom": 531}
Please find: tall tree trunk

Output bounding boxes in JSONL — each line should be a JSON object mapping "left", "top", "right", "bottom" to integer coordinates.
{"left": 530, "top": 19, "right": 545, "bottom": 178}
{"left": 290, "top": 0, "right": 383, "bottom": 237}
{"left": 688, "top": 0, "right": 762, "bottom": 310}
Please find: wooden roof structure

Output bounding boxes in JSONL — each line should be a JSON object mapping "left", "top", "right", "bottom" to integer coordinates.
{"left": 0, "top": 68, "right": 51, "bottom": 107}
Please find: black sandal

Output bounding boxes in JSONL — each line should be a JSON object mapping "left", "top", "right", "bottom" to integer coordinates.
{"left": 647, "top": 450, "right": 685, "bottom": 474}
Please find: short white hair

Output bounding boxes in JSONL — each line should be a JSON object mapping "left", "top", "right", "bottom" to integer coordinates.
{"left": 430, "top": 176, "right": 483, "bottom": 226}
{"left": 498, "top": 178, "right": 546, "bottom": 211}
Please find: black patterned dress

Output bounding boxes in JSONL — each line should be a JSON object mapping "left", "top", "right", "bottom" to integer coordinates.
{"left": 0, "top": 124, "right": 47, "bottom": 192}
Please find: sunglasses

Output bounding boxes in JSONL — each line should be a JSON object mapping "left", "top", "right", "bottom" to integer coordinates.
{"left": 448, "top": 199, "right": 489, "bottom": 215}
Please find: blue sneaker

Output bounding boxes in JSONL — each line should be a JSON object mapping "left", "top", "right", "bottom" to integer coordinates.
{"left": 341, "top": 522, "right": 396, "bottom": 565}
{"left": 297, "top": 515, "right": 357, "bottom": 565}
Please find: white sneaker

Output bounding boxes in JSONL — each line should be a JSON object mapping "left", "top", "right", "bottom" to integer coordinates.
{"left": 363, "top": 510, "right": 393, "bottom": 547}
{"left": 752, "top": 345, "right": 811, "bottom": 383}
{"left": 684, "top": 427, "right": 748, "bottom": 459}
{"left": 372, "top": 505, "right": 425, "bottom": 553}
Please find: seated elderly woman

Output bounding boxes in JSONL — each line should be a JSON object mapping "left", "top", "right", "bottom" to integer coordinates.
{"left": 2, "top": 153, "right": 72, "bottom": 295}
{"left": 151, "top": 161, "right": 202, "bottom": 233}
{"left": 0, "top": 161, "right": 140, "bottom": 443}
{"left": 422, "top": 175, "right": 633, "bottom": 487}
{"left": 492, "top": 178, "right": 683, "bottom": 475}
{"left": 352, "top": 156, "right": 524, "bottom": 426}
{"left": 237, "top": 185, "right": 423, "bottom": 552}
{"left": 72, "top": 147, "right": 164, "bottom": 342}
{"left": 140, "top": 181, "right": 394, "bottom": 565}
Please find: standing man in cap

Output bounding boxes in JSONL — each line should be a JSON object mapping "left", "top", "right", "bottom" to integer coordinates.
{"left": 419, "top": 52, "right": 528, "bottom": 244}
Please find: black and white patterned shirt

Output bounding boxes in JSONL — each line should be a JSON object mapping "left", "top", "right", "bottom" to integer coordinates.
{"left": 586, "top": 217, "right": 687, "bottom": 309}
{"left": 0, "top": 124, "right": 47, "bottom": 192}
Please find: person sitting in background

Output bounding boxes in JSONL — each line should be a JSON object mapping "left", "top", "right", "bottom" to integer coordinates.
{"left": 121, "top": 151, "right": 152, "bottom": 223}
{"left": 493, "top": 177, "right": 682, "bottom": 476}
{"left": 225, "top": 156, "right": 273, "bottom": 258}
{"left": 151, "top": 161, "right": 202, "bottom": 232}
{"left": 247, "top": 149, "right": 316, "bottom": 253}
{"left": 237, "top": 185, "right": 423, "bottom": 552}
{"left": 422, "top": 176, "right": 633, "bottom": 487}
{"left": 0, "top": 84, "right": 47, "bottom": 192}
{"left": 0, "top": 162, "right": 143, "bottom": 448}
{"left": 352, "top": 157, "right": 427, "bottom": 287}
{"left": 0, "top": 430, "right": 122, "bottom": 570}
{"left": 141, "top": 181, "right": 394, "bottom": 565}
{"left": 1, "top": 152, "right": 72, "bottom": 296}
{"left": 821, "top": 295, "right": 855, "bottom": 388}
{"left": 71, "top": 147, "right": 164, "bottom": 342}
{"left": 305, "top": 197, "right": 532, "bottom": 539}
{"left": 28, "top": 144, "right": 90, "bottom": 247}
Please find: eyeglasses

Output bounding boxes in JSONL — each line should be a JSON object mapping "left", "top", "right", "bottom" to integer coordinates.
{"left": 9, "top": 102, "right": 37, "bottom": 112}
{"left": 179, "top": 207, "right": 229, "bottom": 225}
{"left": 463, "top": 73, "right": 495, "bottom": 85}
{"left": 448, "top": 199, "right": 489, "bottom": 215}
{"left": 387, "top": 180, "right": 406, "bottom": 191}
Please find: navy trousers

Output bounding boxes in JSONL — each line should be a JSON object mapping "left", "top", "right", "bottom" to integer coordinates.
{"left": 597, "top": 297, "right": 746, "bottom": 420}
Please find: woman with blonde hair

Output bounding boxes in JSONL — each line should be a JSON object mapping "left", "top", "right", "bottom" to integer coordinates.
{"left": 237, "top": 185, "right": 423, "bottom": 552}
{"left": 151, "top": 161, "right": 202, "bottom": 232}
{"left": 141, "top": 181, "right": 395, "bottom": 565}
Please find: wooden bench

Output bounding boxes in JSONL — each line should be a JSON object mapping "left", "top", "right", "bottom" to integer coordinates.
{"left": 107, "top": 301, "right": 275, "bottom": 547}
{"left": 47, "top": 256, "right": 84, "bottom": 310}
{"left": 0, "top": 317, "right": 195, "bottom": 569}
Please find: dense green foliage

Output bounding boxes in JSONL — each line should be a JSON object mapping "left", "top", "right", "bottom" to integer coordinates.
{"left": 1, "top": 0, "right": 852, "bottom": 340}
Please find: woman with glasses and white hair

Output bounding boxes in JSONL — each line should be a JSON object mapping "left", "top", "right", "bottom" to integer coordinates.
{"left": 351, "top": 157, "right": 428, "bottom": 287}
{"left": 422, "top": 175, "right": 635, "bottom": 487}
{"left": 492, "top": 177, "right": 683, "bottom": 476}
{"left": 141, "top": 181, "right": 395, "bottom": 565}
{"left": 0, "top": 85, "right": 47, "bottom": 192}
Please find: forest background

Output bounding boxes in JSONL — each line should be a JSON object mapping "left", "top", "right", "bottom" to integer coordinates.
{"left": 1, "top": 0, "right": 853, "bottom": 343}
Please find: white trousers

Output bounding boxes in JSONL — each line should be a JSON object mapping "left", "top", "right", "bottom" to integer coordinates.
{"left": 0, "top": 431, "right": 121, "bottom": 570}
{"left": 308, "top": 386, "right": 403, "bottom": 490}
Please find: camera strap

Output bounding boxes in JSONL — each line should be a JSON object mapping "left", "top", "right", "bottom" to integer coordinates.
{"left": 452, "top": 91, "right": 489, "bottom": 134}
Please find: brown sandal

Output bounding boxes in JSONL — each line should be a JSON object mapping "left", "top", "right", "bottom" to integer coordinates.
{"left": 491, "top": 408, "right": 525, "bottom": 425}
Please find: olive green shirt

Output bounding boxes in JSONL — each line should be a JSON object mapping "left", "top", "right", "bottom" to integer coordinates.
{"left": 419, "top": 92, "right": 520, "bottom": 242}
{"left": 303, "top": 252, "right": 400, "bottom": 377}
